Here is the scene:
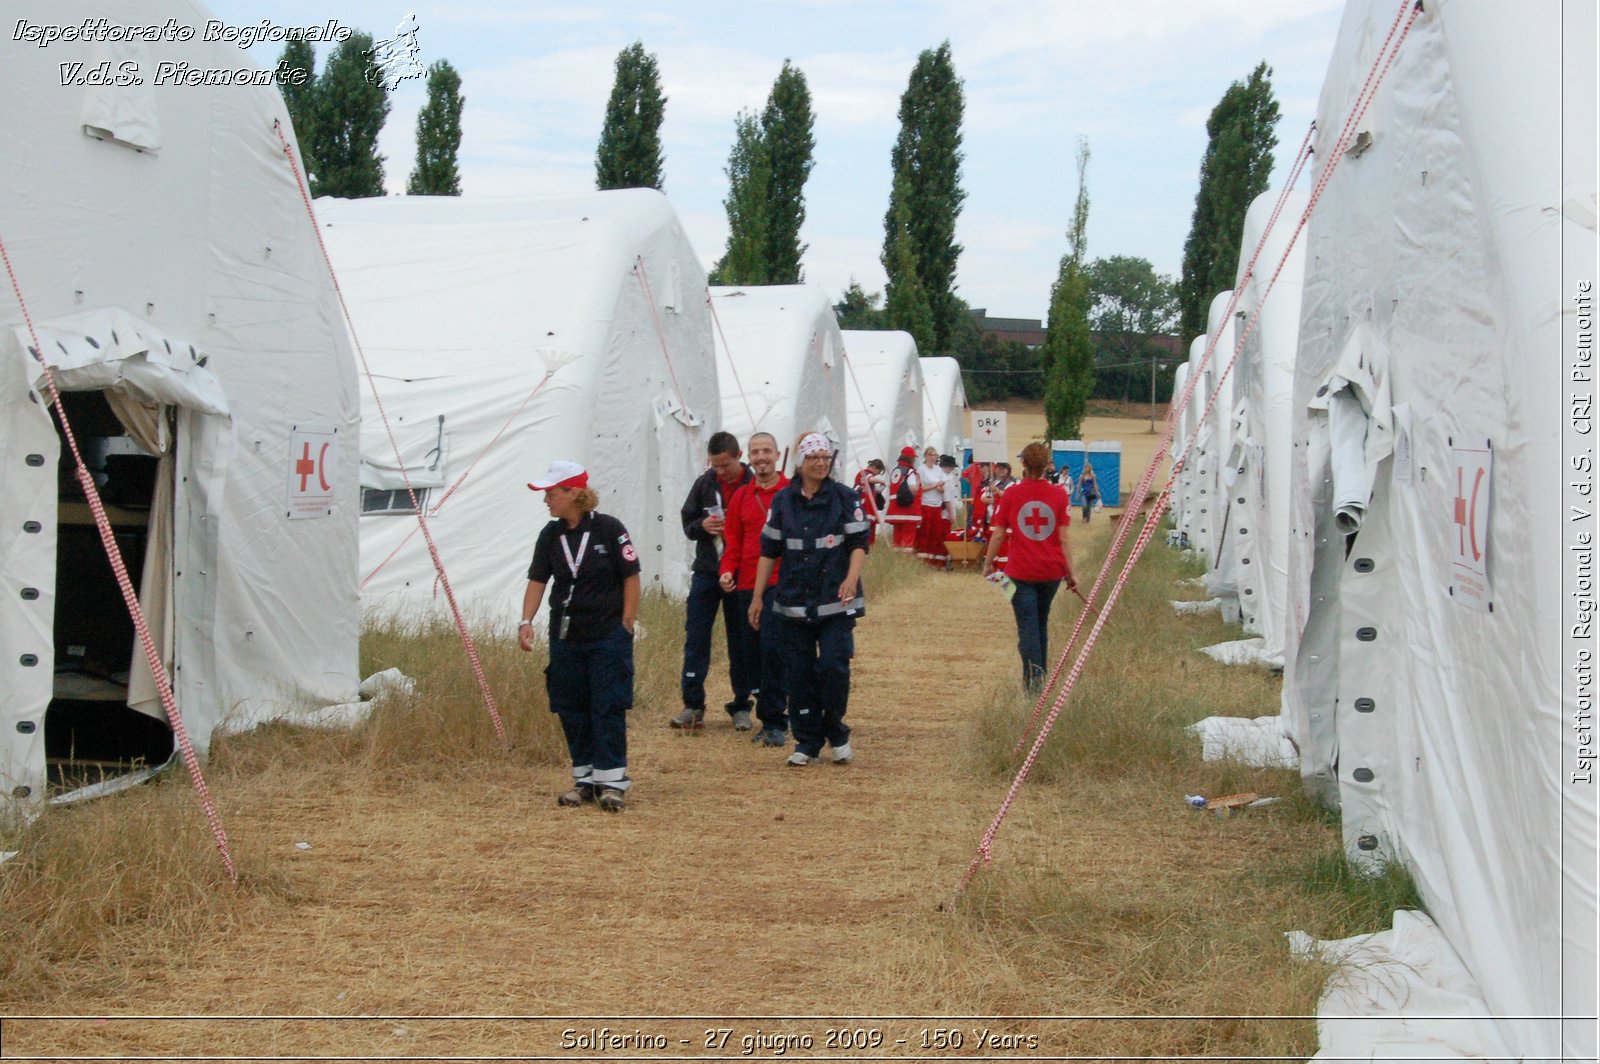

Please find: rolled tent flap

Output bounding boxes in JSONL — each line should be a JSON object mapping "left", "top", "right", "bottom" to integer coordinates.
{"left": 1315, "top": 327, "right": 1394, "bottom": 534}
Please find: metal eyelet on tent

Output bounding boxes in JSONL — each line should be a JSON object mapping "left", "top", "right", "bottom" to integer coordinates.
{"left": 1354, "top": 558, "right": 1375, "bottom": 573}
{"left": 23, "top": 522, "right": 41, "bottom": 533}
{"left": 24, "top": 454, "right": 44, "bottom": 467}
{"left": 1353, "top": 767, "right": 1375, "bottom": 782}
{"left": 19, "top": 654, "right": 38, "bottom": 667}
{"left": 1355, "top": 698, "right": 1376, "bottom": 713}
{"left": 15, "top": 721, "right": 36, "bottom": 734}
{"left": 11, "top": 786, "right": 29, "bottom": 798}
{"left": 20, "top": 588, "right": 38, "bottom": 601}
{"left": 1356, "top": 835, "right": 1379, "bottom": 851}
{"left": 1356, "top": 626, "right": 1377, "bottom": 641}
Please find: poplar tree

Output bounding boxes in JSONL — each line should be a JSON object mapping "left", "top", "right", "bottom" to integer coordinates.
{"left": 311, "top": 31, "right": 390, "bottom": 198}
{"left": 882, "top": 42, "right": 965, "bottom": 353}
{"left": 760, "top": 60, "right": 815, "bottom": 284}
{"left": 882, "top": 173, "right": 937, "bottom": 357}
{"left": 1041, "top": 139, "right": 1095, "bottom": 442}
{"left": 276, "top": 38, "right": 319, "bottom": 178}
{"left": 708, "top": 111, "right": 771, "bottom": 285}
{"left": 1178, "top": 61, "right": 1280, "bottom": 344}
{"left": 407, "top": 60, "right": 464, "bottom": 196}
{"left": 595, "top": 41, "right": 666, "bottom": 191}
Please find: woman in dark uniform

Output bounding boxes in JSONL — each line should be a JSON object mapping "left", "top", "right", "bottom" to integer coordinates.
{"left": 518, "top": 460, "right": 641, "bottom": 812}
{"left": 749, "top": 433, "right": 870, "bottom": 766}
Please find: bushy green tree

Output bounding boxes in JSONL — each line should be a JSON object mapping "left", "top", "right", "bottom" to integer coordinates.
{"left": 760, "top": 60, "right": 815, "bottom": 284}
{"left": 835, "top": 282, "right": 887, "bottom": 331}
{"left": 1085, "top": 256, "right": 1178, "bottom": 400}
{"left": 708, "top": 111, "right": 770, "bottom": 285}
{"left": 1178, "top": 61, "right": 1280, "bottom": 344}
{"left": 1041, "top": 139, "right": 1094, "bottom": 441}
{"left": 407, "top": 60, "right": 464, "bottom": 196}
{"left": 882, "top": 42, "right": 965, "bottom": 354}
{"left": 595, "top": 41, "right": 666, "bottom": 191}
{"left": 311, "top": 32, "right": 390, "bottom": 198}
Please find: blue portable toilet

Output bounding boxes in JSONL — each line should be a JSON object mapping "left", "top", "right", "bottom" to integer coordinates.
{"left": 1086, "top": 441, "right": 1122, "bottom": 505}
{"left": 1054, "top": 440, "right": 1121, "bottom": 506}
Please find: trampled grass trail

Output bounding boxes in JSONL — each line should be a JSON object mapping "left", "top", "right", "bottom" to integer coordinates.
{"left": 1, "top": 511, "right": 1412, "bottom": 1059}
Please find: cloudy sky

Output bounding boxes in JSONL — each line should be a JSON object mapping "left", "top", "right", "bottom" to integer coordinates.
{"left": 209, "top": 0, "right": 1347, "bottom": 321}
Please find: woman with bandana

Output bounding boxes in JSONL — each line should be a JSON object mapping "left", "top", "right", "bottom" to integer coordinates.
{"left": 749, "top": 433, "right": 870, "bottom": 766}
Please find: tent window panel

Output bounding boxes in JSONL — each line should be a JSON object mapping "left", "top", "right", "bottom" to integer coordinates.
{"left": 361, "top": 487, "right": 430, "bottom": 515}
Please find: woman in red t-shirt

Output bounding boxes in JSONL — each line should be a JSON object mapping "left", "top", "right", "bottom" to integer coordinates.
{"left": 981, "top": 442, "right": 1077, "bottom": 689}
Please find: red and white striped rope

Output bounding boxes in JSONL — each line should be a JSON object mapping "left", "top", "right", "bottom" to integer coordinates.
{"left": 360, "top": 370, "right": 555, "bottom": 590}
{"left": 957, "top": 0, "right": 1424, "bottom": 902}
{"left": 704, "top": 290, "right": 759, "bottom": 432}
{"left": 273, "top": 122, "right": 506, "bottom": 743}
{"left": 0, "top": 236, "right": 237, "bottom": 883}
{"left": 1011, "top": 124, "right": 1318, "bottom": 756}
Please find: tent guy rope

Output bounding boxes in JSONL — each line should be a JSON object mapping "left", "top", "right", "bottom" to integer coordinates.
{"left": 0, "top": 232, "right": 237, "bottom": 884}
{"left": 274, "top": 121, "right": 507, "bottom": 744}
{"left": 953, "top": 0, "right": 1425, "bottom": 906}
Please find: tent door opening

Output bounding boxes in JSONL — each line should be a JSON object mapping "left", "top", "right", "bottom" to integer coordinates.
{"left": 46, "top": 390, "right": 174, "bottom": 790}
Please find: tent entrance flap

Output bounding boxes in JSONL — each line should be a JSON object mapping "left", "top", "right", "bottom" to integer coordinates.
{"left": 46, "top": 390, "right": 173, "bottom": 787}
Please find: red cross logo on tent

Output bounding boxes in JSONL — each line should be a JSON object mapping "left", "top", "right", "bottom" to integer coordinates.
{"left": 287, "top": 424, "right": 340, "bottom": 519}
{"left": 1449, "top": 438, "right": 1492, "bottom": 611}
{"left": 1018, "top": 500, "right": 1056, "bottom": 541}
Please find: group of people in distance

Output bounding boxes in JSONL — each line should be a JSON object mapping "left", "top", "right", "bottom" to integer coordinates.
{"left": 516, "top": 431, "right": 1088, "bottom": 812}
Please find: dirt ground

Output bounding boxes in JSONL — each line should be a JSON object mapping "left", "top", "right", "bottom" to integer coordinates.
{"left": 993, "top": 399, "right": 1172, "bottom": 501}
{"left": 3, "top": 412, "right": 1316, "bottom": 1058}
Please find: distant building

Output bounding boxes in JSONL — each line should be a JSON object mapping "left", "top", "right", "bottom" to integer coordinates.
{"left": 970, "top": 308, "right": 1045, "bottom": 347}
{"left": 969, "top": 308, "right": 1183, "bottom": 361}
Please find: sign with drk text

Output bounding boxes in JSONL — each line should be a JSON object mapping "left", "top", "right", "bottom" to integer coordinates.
{"left": 287, "top": 423, "right": 339, "bottom": 519}
{"left": 970, "top": 410, "right": 1007, "bottom": 463}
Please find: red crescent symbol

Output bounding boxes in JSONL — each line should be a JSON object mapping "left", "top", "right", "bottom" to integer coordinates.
{"left": 1468, "top": 466, "right": 1485, "bottom": 562}
{"left": 318, "top": 441, "right": 332, "bottom": 492}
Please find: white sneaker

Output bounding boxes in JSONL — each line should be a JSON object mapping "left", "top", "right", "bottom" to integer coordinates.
{"left": 786, "top": 751, "right": 816, "bottom": 767}
{"left": 830, "top": 742, "right": 853, "bottom": 764}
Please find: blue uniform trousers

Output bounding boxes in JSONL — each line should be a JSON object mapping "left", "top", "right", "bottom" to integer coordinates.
{"left": 547, "top": 625, "right": 634, "bottom": 791}
{"left": 781, "top": 615, "right": 854, "bottom": 757}
{"left": 734, "top": 589, "right": 788, "bottom": 731}
{"left": 681, "top": 571, "right": 756, "bottom": 713}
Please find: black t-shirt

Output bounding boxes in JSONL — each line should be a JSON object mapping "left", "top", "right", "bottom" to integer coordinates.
{"left": 527, "top": 511, "right": 641, "bottom": 641}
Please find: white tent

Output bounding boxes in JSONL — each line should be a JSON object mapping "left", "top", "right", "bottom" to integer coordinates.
{"left": 319, "top": 191, "right": 718, "bottom": 623}
{"left": 1282, "top": 0, "right": 1595, "bottom": 1057}
{"left": 1211, "top": 190, "right": 1307, "bottom": 664}
{"left": 1191, "top": 294, "right": 1237, "bottom": 570}
{"left": 1173, "top": 338, "right": 1211, "bottom": 546}
{"left": 840, "top": 330, "right": 924, "bottom": 476}
{"left": 1, "top": 0, "right": 361, "bottom": 816}
{"left": 919, "top": 356, "right": 967, "bottom": 457}
{"left": 708, "top": 285, "right": 851, "bottom": 471}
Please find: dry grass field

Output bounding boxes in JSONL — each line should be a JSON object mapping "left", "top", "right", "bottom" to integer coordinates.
{"left": 0, "top": 412, "right": 1419, "bottom": 1060}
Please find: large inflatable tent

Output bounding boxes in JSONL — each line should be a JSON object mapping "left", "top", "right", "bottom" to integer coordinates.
{"left": 1, "top": 0, "right": 362, "bottom": 816}
{"left": 840, "top": 329, "right": 924, "bottom": 478}
{"left": 1281, "top": 0, "right": 1595, "bottom": 1056}
{"left": 319, "top": 191, "right": 717, "bottom": 623}
{"left": 708, "top": 285, "right": 851, "bottom": 472}
{"left": 1209, "top": 190, "right": 1307, "bottom": 663}
{"left": 919, "top": 356, "right": 967, "bottom": 458}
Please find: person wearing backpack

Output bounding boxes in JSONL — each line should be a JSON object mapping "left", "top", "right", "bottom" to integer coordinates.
{"left": 883, "top": 445, "right": 921, "bottom": 552}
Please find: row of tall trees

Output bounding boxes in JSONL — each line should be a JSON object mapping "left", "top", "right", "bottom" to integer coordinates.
{"left": 591, "top": 43, "right": 1280, "bottom": 435}
{"left": 277, "top": 36, "right": 464, "bottom": 198}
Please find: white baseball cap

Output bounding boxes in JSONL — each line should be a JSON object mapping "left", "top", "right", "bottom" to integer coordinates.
{"left": 527, "top": 460, "right": 588, "bottom": 491}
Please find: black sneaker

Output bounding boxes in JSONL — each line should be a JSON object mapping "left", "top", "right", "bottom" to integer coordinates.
{"left": 753, "top": 727, "right": 788, "bottom": 747}
{"left": 731, "top": 710, "right": 754, "bottom": 731}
